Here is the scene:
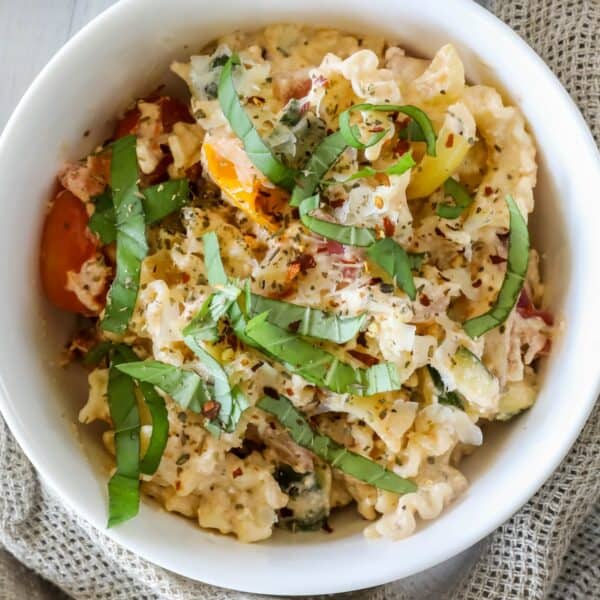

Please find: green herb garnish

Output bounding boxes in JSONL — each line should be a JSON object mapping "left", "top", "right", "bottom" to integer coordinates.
{"left": 219, "top": 54, "right": 297, "bottom": 190}
{"left": 463, "top": 196, "right": 529, "bottom": 338}
{"left": 290, "top": 130, "right": 347, "bottom": 207}
{"left": 183, "top": 285, "right": 241, "bottom": 342}
{"left": 436, "top": 178, "right": 473, "bottom": 219}
{"left": 339, "top": 104, "right": 436, "bottom": 156}
{"left": 367, "top": 238, "right": 417, "bottom": 300}
{"left": 89, "top": 179, "right": 190, "bottom": 244}
{"left": 101, "top": 135, "right": 148, "bottom": 334}
{"left": 299, "top": 194, "right": 377, "bottom": 247}
{"left": 107, "top": 344, "right": 141, "bottom": 527}
{"left": 258, "top": 394, "right": 416, "bottom": 494}
{"left": 427, "top": 366, "right": 464, "bottom": 410}
{"left": 247, "top": 293, "right": 366, "bottom": 344}
{"left": 138, "top": 381, "right": 169, "bottom": 475}
{"left": 245, "top": 312, "right": 401, "bottom": 395}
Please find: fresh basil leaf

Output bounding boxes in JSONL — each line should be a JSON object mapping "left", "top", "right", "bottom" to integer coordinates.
{"left": 437, "top": 178, "right": 473, "bottom": 219}
{"left": 183, "top": 285, "right": 241, "bottom": 343}
{"left": 463, "top": 196, "right": 529, "bottom": 338}
{"left": 218, "top": 55, "right": 297, "bottom": 190}
{"left": 117, "top": 360, "right": 212, "bottom": 413}
{"left": 342, "top": 152, "right": 416, "bottom": 183}
{"left": 299, "top": 194, "right": 377, "bottom": 247}
{"left": 367, "top": 238, "right": 417, "bottom": 300}
{"left": 258, "top": 394, "right": 416, "bottom": 494}
{"left": 398, "top": 119, "right": 427, "bottom": 142}
{"left": 138, "top": 381, "right": 169, "bottom": 475}
{"left": 245, "top": 313, "right": 401, "bottom": 396}
{"left": 83, "top": 341, "right": 113, "bottom": 366}
{"left": 339, "top": 104, "right": 436, "bottom": 156}
{"left": 107, "top": 344, "right": 141, "bottom": 527}
{"left": 248, "top": 293, "right": 366, "bottom": 344}
{"left": 407, "top": 252, "right": 428, "bottom": 270}
{"left": 183, "top": 333, "right": 249, "bottom": 432}
{"left": 202, "top": 231, "right": 228, "bottom": 286}
{"left": 142, "top": 178, "right": 190, "bottom": 223}
{"left": 88, "top": 190, "right": 117, "bottom": 244}
{"left": 101, "top": 135, "right": 148, "bottom": 334}
{"left": 290, "top": 130, "right": 347, "bottom": 207}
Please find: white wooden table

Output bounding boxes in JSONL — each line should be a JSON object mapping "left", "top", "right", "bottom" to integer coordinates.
{"left": 0, "top": 1, "right": 484, "bottom": 597}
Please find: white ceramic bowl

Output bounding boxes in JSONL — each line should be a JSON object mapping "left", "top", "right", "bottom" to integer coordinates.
{"left": 1, "top": 0, "right": 599, "bottom": 595}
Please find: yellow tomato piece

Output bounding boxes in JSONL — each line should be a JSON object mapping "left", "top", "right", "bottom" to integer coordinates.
{"left": 203, "top": 143, "right": 279, "bottom": 232}
{"left": 406, "top": 125, "right": 471, "bottom": 199}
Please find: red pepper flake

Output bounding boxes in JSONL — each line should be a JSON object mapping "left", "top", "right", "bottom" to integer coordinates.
{"left": 434, "top": 227, "right": 445, "bottom": 238}
{"left": 181, "top": 272, "right": 191, "bottom": 283}
{"left": 296, "top": 253, "right": 316, "bottom": 272}
{"left": 330, "top": 198, "right": 345, "bottom": 208}
{"left": 348, "top": 350, "right": 380, "bottom": 367}
{"left": 393, "top": 138, "right": 411, "bottom": 156}
{"left": 383, "top": 216, "right": 395, "bottom": 237}
{"left": 419, "top": 294, "right": 431, "bottom": 307}
{"left": 445, "top": 133, "right": 455, "bottom": 148}
{"left": 490, "top": 254, "right": 507, "bottom": 265}
{"left": 286, "top": 262, "right": 301, "bottom": 281}
{"left": 472, "top": 279, "right": 482, "bottom": 288}
{"left": 314, "top": 75, "right": 329, "bottom": 88}
{"left": 202, "top": 400, "right": 221, "bottom": 420}
{"left": 232, "top": 467, "right": 243, "bottom": 478}
{"left": 484, "top": 186, "right": 494, "bottom": 197}
{"left": 369, "top": 126, "right": 385, "bottom": 133}
{"left": 517, "top": 290, "right": 554, "bottom": 325}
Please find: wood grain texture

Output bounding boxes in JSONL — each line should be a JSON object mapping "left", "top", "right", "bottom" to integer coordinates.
{"left": 0, "top": 0, "right": 116, "bottom": 131}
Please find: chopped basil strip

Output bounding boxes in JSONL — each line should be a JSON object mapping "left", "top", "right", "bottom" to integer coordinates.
{"left": 248, "top": 293, "right": 366, "bottom": 343}
{"left": 299, "top": 195, "right": 377, "bottom": 247}
{"left": 367, "top": 238, "right": 417, "bottom": 300}
{"left": 427, "top": 366, "right": 464, "bottom": 410}
{"left": 343, "top": 152, "right": 416, "bottom": 183}
{"left": 339, "top": 104, "right": 436, "bottom": 156}
{"left": 290, "top": 130, "right": 347, "bottom": 207}
{"left": 463, "top": 196, "right": 529, "bottom": 338}
{"left": 437, "top": 178, "right": 473, "bottom": 219}
{"left": 90, "top": 179, "right": 190, "bottom": 244}
{"left": 101, "top": 135, "right": 148, "bottom": 334}
{"left": 219, "top": 54, "right": 297, "bottom": 190}
{"left": 88, "top": 190, "right": 117, "bottom": 244}
{"left": 107, "top": 344, "right": 141, "bottom": 527}
{"left": 398, "top": 119, "right": 427, "bottom": 142}
{"left": 183, "top": 332, "right": 249, "bottom": 432}
{"left": 258, "top": 394, "right": 416, "bottom": 494}
{"left": 202, "top": 231, "right": 228, "bottom": 286}
{"left": 83, "top": 340, "right": 113, "bottom": 366}
{"left": 138, "top": 381, "right": 169, "bottom": 475}
{"left": 183, "top": 285, "right": 241, "bottom": 343}
{"left": 245, "top": 312, "right": 401, "bottom": 395}
{"left": 117, "top": 361, "right": 212, "bottom": 413}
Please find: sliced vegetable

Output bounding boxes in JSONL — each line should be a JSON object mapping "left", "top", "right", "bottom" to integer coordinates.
{"left": 448, "top": 346, "right": 499, "bottom": 409}
{"left": 299, "top": 195, "right": 377, "bottom": 247}
{"left": 290, "top": 130, "right": 347, "bottom": 207}
{"left": 496, "top": 380, "right": 537, "bottom": 421}
{"left": 258, "top": 394, "right": 416, "bottom": 494}
{"left": 203, "top": 143, "right": 281, "bottom": 232}
{"left": 138, "top": 381, "right": 168, "bottom": 475}
{"left": 218, "top": 55, "right": 297, "bottom": 190}
{"left": 427, "top": 366, "right": 464, "bottom": 410}
{"left": 101, "top": 135, "right": 148, "bottom": 334}
{"left": 245, "top": 313, "right": 401, "bottom": 395}
{"left": 40, "top": 190, "right": 99, "bottom": 314}
{"left": 436, "top": 178, "right": 473, "bottom": 219}
{"left": 367, "top": 238, "right": 417, "bottom": 300}
{"left": 247, "top": 293, "right": 365, "bottom": 343}
{"left": 406, "top": 124, "right": 471, "bottom": 199}
{"left": 117, "top": 360, "right": 212, "bottom": 413}
{"left": 463, "top": 196, "right": 529, "bottom": 338}
{"left": 339, "top": 104, "right": 436, "bottom": 156}
{"left": 107, "top": 344, "right": 141, "bottom": 527}
{"left": 89, "top": 179, "right": 190, "bottom": 244}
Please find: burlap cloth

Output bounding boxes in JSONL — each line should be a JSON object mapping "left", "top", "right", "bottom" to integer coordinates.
{"left": 1, "top": 1, "right": 598, "bottom": 598}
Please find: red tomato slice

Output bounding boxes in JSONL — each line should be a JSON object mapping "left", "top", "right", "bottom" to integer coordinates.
{"left": 40, "top": 190, "right": 98, "bottom": 314}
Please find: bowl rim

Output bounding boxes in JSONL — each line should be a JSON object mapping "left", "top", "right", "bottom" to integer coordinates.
{"left": 1, "top": 0, "right": 599, "bottom": 594}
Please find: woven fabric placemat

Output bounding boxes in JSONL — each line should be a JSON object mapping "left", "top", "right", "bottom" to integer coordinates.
{"left": 1, "top": 1, "right": 598, "bottom": 598}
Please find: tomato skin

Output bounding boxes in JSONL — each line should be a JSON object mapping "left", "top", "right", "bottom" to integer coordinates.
{"left": 113, "top": 95, "right": 193, "bottom": 139}
{"left": 40, "top": 190, "right": 98, "bottom": 314}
